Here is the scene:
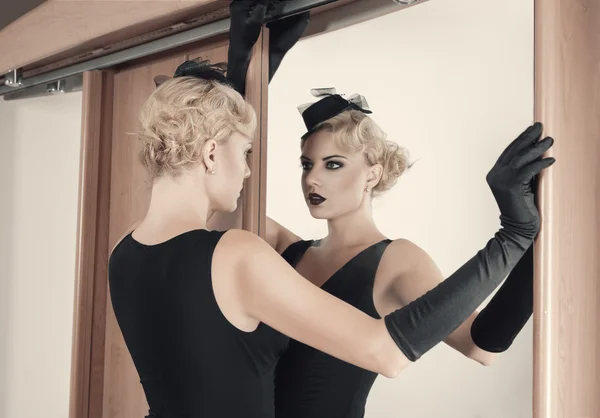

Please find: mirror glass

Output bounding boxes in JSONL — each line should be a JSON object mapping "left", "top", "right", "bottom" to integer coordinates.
{"left": 267, "top": 0, "right": 534, "bottom": 416}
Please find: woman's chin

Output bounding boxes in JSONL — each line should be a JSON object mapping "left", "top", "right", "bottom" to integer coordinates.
{"left": 217, "top": 198, "right": 238, "bottom": 214}
{"left": 306, "top": 203, "right": 330, "bottom": 219}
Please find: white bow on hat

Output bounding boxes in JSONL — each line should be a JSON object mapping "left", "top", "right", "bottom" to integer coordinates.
{"left": 297, "top": 87, "right": 371, "bottom": 115}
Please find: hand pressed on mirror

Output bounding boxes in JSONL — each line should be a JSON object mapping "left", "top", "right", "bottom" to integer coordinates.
{"left": 468, "top": 163, "right": 545, "bottom": 353}
{"left": 226, "top": 0, "right": 270, "bottom": 95}
{"left": 226, "top": 0, "right": 311, "bottom": 95}
{"left": 267, "top": 9, "right": 311, "bottom": 82}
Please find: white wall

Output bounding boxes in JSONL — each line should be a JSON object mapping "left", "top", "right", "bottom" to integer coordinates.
{"left": 268, "top": 0, "right": 534, "bottom": 417}
{"left": 0, "top": 92, "right": 82, "bottom": 418}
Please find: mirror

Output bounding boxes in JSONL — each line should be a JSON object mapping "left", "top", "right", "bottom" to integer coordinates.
{"left": 267, "top": 0, "right": 533, "bottom": 416}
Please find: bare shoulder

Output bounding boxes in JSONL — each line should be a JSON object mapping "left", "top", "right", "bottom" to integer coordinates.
{"left": 375, "top": 238, "right": 444, "bottom": 312}
{"left": 217, "top": 228, "right": 271, "bottom": 254}
{"left": 213, "top": 228, "right": 309, "bottom": 304}
{"left": 212, "top": 229, "right": 277, "bottom": 299}
{"left": 376, "top": 238, "right": 442, "bottom": 293}
{"left": 379, "top": 238, "right": 435, "bottom": 275}
{"left": 215, "top": 228, "right": 281, "bottom": 268}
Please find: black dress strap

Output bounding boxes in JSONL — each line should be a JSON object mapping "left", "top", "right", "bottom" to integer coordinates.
{"left": 281, "top": 240, "right": 314, "bottom": 267}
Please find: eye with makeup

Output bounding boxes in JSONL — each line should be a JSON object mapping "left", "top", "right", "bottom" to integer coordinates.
{"left": 325, "top": 161, "right": 343, "bottom": 169}
{"left": 300, "top": 161, "right": 312, "bottom": 171}
{"left": 245, "top": 148, "right": 253, "bottom": 157}
{"left": 300, "top": 158, "right": 345, "bottom": 171}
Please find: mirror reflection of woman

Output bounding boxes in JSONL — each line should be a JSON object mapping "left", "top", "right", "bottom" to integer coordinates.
{"left": 260, "top": 90, "right": 545, "bottom": 417}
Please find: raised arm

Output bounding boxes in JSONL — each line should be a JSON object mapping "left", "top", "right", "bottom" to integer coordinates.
{"left": 375, "top": 239, "right": 497, "bottom": 366}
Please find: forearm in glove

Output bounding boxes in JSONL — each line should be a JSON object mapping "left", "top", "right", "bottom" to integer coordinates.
{"left": 470, "top": 243, "right": 534, "bottom": 352}
{"left": 384, "top": 123, "right": 554, "bottom": 361}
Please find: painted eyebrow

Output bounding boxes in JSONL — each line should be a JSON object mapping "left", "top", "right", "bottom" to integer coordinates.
{"left": 300, "top": 154, "right": 348, "bottom": 161}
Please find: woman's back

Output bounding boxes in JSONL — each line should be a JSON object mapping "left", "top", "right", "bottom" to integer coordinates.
{"left": 108, "top": 229, "right": 289, "bottom": 418}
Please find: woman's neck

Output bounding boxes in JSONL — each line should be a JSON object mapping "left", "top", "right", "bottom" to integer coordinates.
{"left": 323, "top": 206, "right": 385, "bottom": 250}
{"left": 142, "top": 175, "right": 210, "bottom": 233}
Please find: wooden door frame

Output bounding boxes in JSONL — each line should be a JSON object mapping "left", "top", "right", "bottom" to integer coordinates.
{"left": 68, "top": 1, "right": 600, "bottom": 418}
{"left": 70, "top": 70, "right": 114, "bottom": 418}
{"left": 243, "top": 27, "right": 270, "bottom": 237}
{"left": 533, "top": 1, "right": 599, "bottom": 417}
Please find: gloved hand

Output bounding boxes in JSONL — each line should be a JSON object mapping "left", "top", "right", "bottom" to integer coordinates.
{"left": 227, "top": 0, "right": 270, "bottom": 95}
{"left": 468, "top": 137, "right": 548, "bottom": 352}
{"left": 486, "top": 122, "right": 554, "bottom": 235}
{"left": 384, "top": 123, "right": 555, "bottom": 361}
{"left": 266, "top": 9, "right": 311, "bottom": 82}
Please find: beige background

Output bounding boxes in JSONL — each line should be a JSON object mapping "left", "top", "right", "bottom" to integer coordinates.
{"left": 267, "top": 0, "right": 534, "bottom": 417}
{"left": 0, "top": 92, "right": 82, "bottom": 418}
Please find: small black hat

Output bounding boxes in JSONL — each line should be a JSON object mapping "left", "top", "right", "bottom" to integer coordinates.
{"left": 154, "top": 58, "right": 234, "bottom": 88}
{"left": 298, "top": 88, "right": 372, "bottom": 140}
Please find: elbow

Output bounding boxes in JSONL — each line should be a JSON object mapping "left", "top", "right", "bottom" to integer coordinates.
{"left": 470, "top": 349, "right": 499, "bottom": 367}
{"left": 478, "top": 355, "right": 498, "bottom": 367}
{"left": 371, "top": 322, "right": 411, "bottom": 379}
{"left": 379, "top": 360, "right": 404, "bottom": 379}
{"left": 378, "top": 349, "right": 411, "bottom": 379}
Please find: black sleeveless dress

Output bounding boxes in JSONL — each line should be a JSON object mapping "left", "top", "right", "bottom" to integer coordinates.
{"left": 109, "top": 229, "right": 290, "bottom": 418}
{"left": 275, "top": 239, "right": 392, "bottom": 418}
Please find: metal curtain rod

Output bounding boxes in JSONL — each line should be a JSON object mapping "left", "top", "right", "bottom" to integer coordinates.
{"left": 0, "top": 0, "right": 336, "bottom": 98}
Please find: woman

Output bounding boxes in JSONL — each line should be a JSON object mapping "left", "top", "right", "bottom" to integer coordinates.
{"left": 107, "top": 60, "right": 554, "bottom": 418}
{"left": 267, "top": 89, "right": 545, "bottom": 418}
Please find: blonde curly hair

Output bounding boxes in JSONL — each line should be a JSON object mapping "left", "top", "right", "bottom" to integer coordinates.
{"left": 302, "top": 110, "right": 411, "bottom": 195}
{"left": 138, "top": 76, "right": 256, "bottom": 179}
